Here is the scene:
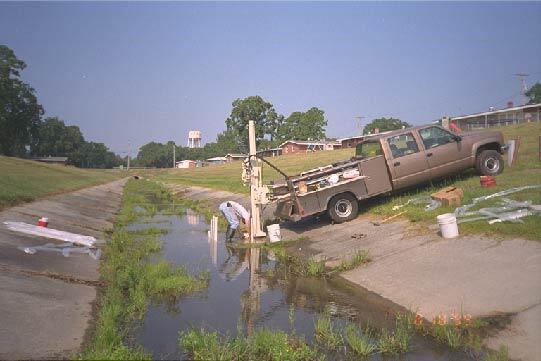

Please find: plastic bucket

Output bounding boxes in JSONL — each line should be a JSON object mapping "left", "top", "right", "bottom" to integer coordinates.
{"left": 437, "top": 213, "right": 459, "bottom": 239}
{"left": 267, "top": 224, "right": 282, "bottom": 243}
{"left": 37, "top": 217, "right": 48, "bottom": 227}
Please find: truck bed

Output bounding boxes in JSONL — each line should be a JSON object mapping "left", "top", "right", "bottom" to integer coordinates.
{"left": 272, "top": 155, "right": 392, "bottom": 221}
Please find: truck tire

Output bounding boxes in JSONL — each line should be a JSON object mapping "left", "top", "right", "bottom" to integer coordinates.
{"left": 328, "top": 193, "right": 359, "bottom": 223}
{"left": 476, "top": 150, "right": 504, "bottom": 176}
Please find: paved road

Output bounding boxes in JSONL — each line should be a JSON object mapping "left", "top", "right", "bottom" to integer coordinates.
{"left": 168, "top": 183, "right": 541, "bottom": 361}
{"left": 0, "top": 179, "right": 126, "bottom": 360}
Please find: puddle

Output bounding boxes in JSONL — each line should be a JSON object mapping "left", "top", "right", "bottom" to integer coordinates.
{"left": 131, "top": 208, "right": 476, "bottom": 360}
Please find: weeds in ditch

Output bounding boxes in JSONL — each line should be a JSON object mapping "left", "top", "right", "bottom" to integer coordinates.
{"left": 314, "top": 314, "right": 343, "bottom": 349}
{"left": 288, "top": 304, "right": 296, "bottom": 330}
{"left": 427, "top": 310, "right": 484, "bottom": 350}
{"left": 483, "top": 345, "right": 509, "bottom": 361}
{"left": 306, "top": 258, "right": 326, "bottom": 277}
{"left": 179, "top": 328, "right": 322, "bottom": 361}
{"left": 81, "top": 180, "right": 209, "bottom": 360}
{"left": 377, "top": 312, "right": 414, "bottom": 354}
{"left": 344, "top": 323, "right": 377, "bottom": 357}
{"left": 334, "top": 250, "right": 372, "bottom": 272}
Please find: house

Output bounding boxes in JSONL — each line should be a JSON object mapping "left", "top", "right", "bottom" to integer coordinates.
{"left": 450, "top": 102, "right": 541, "bottom": 131}
{"left": 257, "top": 148, "right": 282, "bottom": 158}
{"left": 176, "top": 160, "right": 197, "bottom": 169}
{"left": 31, "top": 156, "right": 68, "bottom": 166}
{"left": 338, "top": 132, "right": 390, "bottom": 149}
{"left": 206, "top": 156, "right": 227, "bottom": 165}
{"left": 225, "top": 153, "right": 247, "bottom": 162}
{"left": 338, "top": 136, "right": 365, "bottom": 149}
{"left": 278, "top": 140, "right": 341, "bottom": 155}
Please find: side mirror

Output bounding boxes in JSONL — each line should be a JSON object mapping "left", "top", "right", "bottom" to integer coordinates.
{"left": 454, "top": 135, "right": 462, "bottom": 142}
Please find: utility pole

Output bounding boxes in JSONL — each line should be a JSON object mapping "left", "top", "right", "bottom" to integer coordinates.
{"left": 173, "top": 142, "right": 176, "bottom": 168}
{"left": 354, "top": 116, "right": 365, "bottom": 135}
{"left": 515, "top": 73, "right": 529, "bottom": 105}
{"left": 127, "top": 140, "right": 131, "bottom": 171}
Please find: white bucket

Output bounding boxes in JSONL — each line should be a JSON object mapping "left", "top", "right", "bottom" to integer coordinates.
{"left": 267, "top": 224, "right": 282, "bottom": 243}
{"left": 437, "top": 213, "right": 459, "bottom": 239}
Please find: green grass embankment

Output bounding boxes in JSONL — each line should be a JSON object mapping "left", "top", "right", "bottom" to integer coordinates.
{"left": 156, "top": 148, "right": 355, "bottom": 194}
{"left": 0, "top": 156, "right": 123, "bottom": 208}
{"left": 81, "top": 180, "right": 208, "bottom": 359}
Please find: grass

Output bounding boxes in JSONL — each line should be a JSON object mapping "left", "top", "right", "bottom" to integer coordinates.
{"left": 377, "top": 312, "right": 414, "bottom": 354}
{"left": 344, "top": 324, "right": 377, "bottom": 357}
{"left": 333, "top": 250, "right": 372, "bottom": 273}
{"left": 179, "top": 328, "right": 323, "bottom": 361}
{"left": 422, "top": 310, "right": 488, "bottom": 352}
{"left": 483, "top": 345, "right": 509, "bottom": 361}
{"left": 156, "top": 148, "right": 356, "bottom": 194}
{"left": 80, "top": 180, "right": 208, "bottom": 360}
{"left": 314, "top": 314, "right": 343, "bottom": 349}
{"left": 179, "top": 310, "right": 505, "bottom": 360}
{"left": 0, "top": 155, "right": 124, "bottom": 208}
{"left": 179, "top": 312, "right": 414, "bottom": 360}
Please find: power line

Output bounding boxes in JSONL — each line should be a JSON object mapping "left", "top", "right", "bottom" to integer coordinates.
{"left": 515, "top": 73, "right": 529, "bottom": 105}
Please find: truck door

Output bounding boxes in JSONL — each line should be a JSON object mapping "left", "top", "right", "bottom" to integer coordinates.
{"left": 418, "top": 126, "right": 471, "bottom": 179}
{"left": 385, "top": 132, "right": 431, "bottom": 189}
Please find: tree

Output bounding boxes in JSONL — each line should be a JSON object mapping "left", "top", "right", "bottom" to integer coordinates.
{"left": 225, "top": 96, "right": 281, "bottom": 151}
{"left": 136, "top": 142, "right": 170, "bottom": 168}
{"left": 31, "top": 117, "right": 85, "bottom": 157}
{"left": 213, "top": 129, "right": 240, "bottom": 154}
{"left": 277, "top": 107, "right": 327, "bottom": 142}
{"left": 69, "top": 142, "right": 121, "bottom": 168}
{"left": 525, "top": 83, "right": 541, "bottom": 104}
{"left": 0, "top": 45, "right": 43, "bottom": 156}
{"left": 363, "top": 117, "right": 411, "bottom": 135}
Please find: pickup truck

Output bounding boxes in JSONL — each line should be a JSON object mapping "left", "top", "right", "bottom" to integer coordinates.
{"left": 270, "top": 124, "right": 506, "bottom": 223}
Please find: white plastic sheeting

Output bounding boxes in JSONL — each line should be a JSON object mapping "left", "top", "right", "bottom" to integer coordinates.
{"left": 454, "top": 185, "right": 541, "bottom": 224}
{"left": 454, "top": 185, "right": 541, "bottom": 217}
{"left": 392, "top": 196, "right": 442, "bottom": 212}
{"left": 18, "top": 242, "right": 101, "bottom": 260}
{"left": 4, "top": 221, "right": 98, "bottom": 247}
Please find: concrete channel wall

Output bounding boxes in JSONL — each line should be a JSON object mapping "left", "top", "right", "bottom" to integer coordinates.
{"left": 166, "top": 183, "right": 541, "bottom": 361}
{"left": 0, "top": 179, "right": 127, "bottom": 360}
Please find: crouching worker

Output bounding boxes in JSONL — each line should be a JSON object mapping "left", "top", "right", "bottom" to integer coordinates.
{"left": 219, "top": 201, "right": 251, "bottom": 241}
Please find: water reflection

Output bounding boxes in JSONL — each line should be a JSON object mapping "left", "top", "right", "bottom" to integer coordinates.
{"left": 134, "top": 209, "right": 475, "bottom": 361}
{"left": 185, "top": 209, "right": 202, "bottom": 226}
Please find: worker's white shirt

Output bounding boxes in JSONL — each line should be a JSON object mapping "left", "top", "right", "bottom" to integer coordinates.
{"left": 229, "top": 201, "right": 250, "bottom": 223}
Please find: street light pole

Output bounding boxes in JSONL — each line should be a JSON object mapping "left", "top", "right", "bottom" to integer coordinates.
{"left": 173, "top": 142, "right": 176, "bottom": 168}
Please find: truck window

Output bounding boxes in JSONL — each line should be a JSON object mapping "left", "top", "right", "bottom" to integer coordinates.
{"left": 387, "top": 133, "right": 419, "bottom": 158}
{"left": 356, "top": 141, "right": 382, "bottom": 158}
{"left": 419, "top": 126, "right": 455, "bottom": 149}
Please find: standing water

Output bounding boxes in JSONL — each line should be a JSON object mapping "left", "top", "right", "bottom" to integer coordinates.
{"left": 131, "top": 207, "right": 476, "bottom": 360}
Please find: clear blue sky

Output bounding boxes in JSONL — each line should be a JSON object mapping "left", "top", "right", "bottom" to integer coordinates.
{"left": 1, "top": 2, "right": 540, "bottom": 155}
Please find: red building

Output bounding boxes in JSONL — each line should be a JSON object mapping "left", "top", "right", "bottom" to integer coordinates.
{"left": 279, "top": 140, "right": 341, "bottom": 155}
{"left": 338, "top": 136, "right": 365, "bottom": 149}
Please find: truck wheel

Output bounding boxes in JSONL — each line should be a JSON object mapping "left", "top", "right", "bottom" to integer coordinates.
{"left": 476, "top": 150, "right": 504, "bottom": 176}
{"left": 328, "top": 193, "right": 359, "bottom": 223}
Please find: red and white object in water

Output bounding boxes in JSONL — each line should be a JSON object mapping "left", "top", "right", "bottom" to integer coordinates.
{"left": 37, "top": 217, "right": 49, "bottom": 227}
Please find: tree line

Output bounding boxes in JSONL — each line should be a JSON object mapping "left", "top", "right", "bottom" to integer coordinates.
{"left": 134, "top": 96, "right": 330, "bottom": 167}
{"left": 0, "top": 45, "right": 122, "bottom": 168}
{"left": 5, "top": 43, "right": 540, "bottom": 169}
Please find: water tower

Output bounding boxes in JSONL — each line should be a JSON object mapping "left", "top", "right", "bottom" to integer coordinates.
{"left": 188, "top": 130, "right": 202, "bottom": 148}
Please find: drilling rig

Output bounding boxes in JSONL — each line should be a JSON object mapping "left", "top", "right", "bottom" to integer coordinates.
{"left": 243, "top": 120, "right": 270, "bottom": 242}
